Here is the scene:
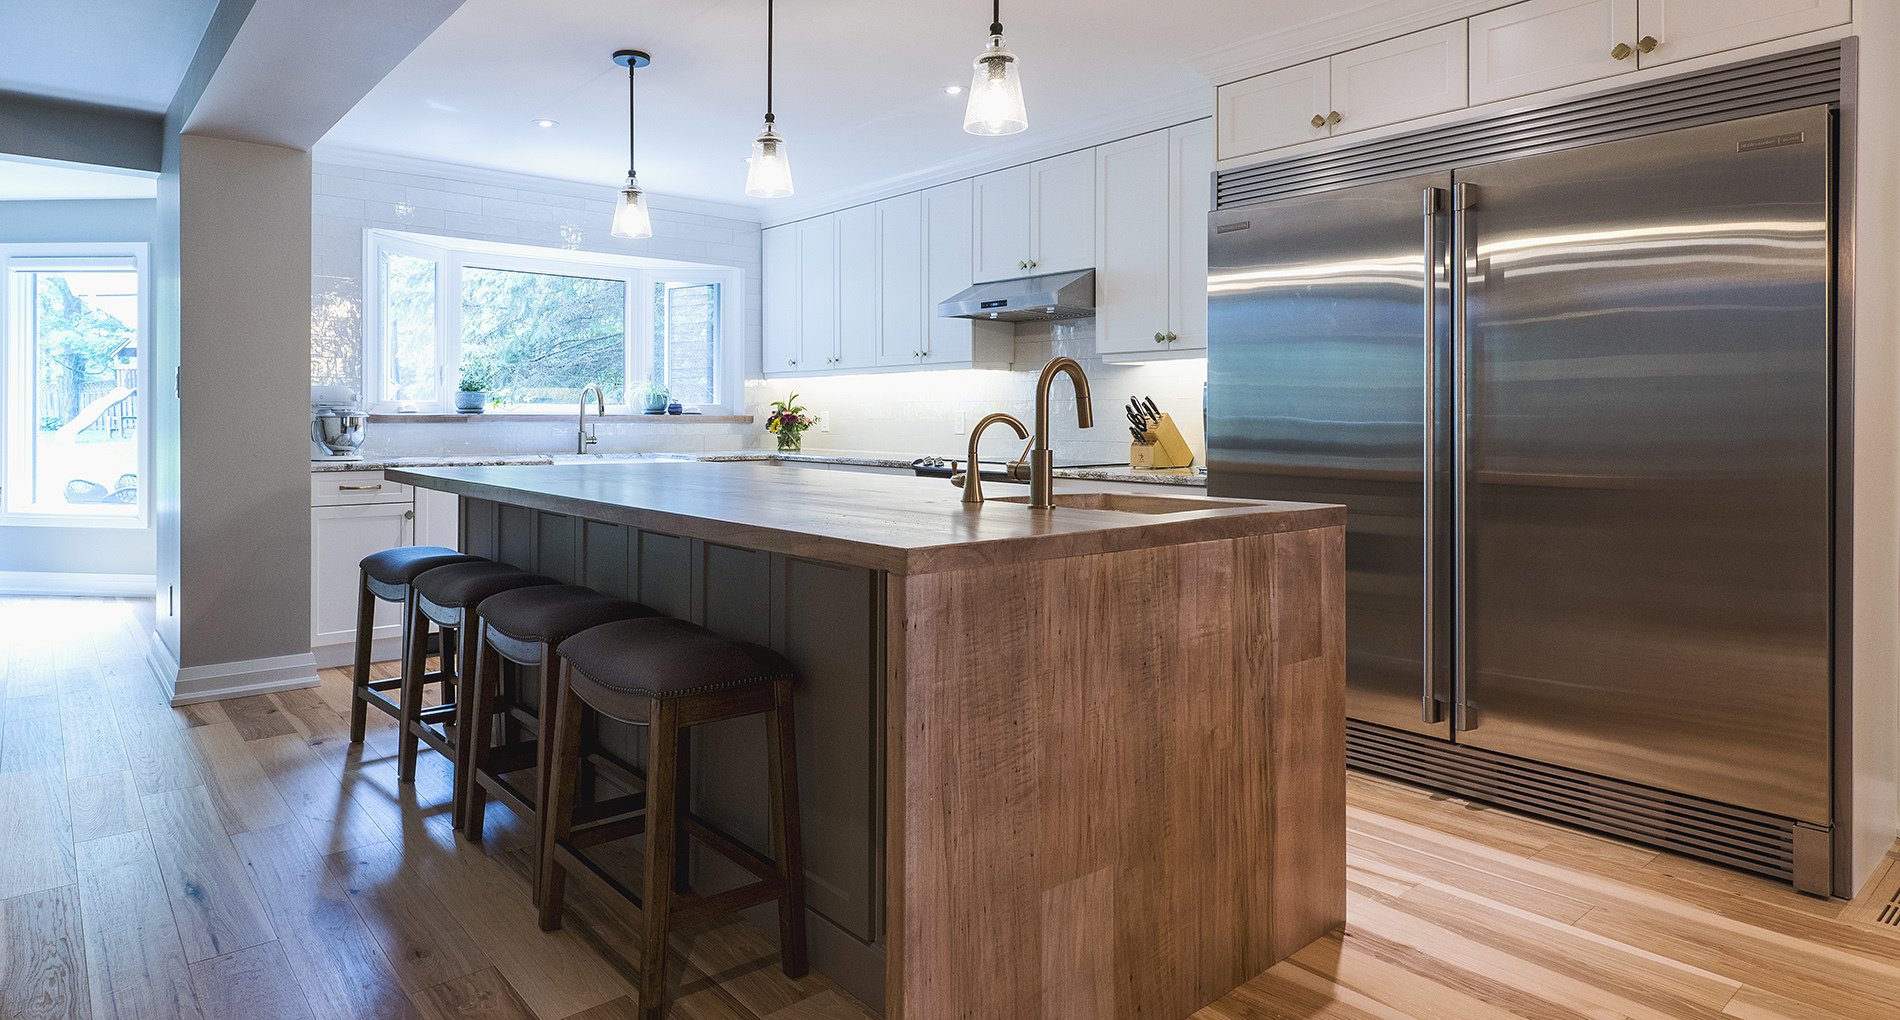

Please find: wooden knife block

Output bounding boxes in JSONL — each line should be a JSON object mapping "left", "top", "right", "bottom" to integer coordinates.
{"left": 1130, "top": 413, "right": 1195, "bottom": 469}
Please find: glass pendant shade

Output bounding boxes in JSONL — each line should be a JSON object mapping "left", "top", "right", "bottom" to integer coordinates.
{"left": 611, "top": 176, "right": 653, "bottom": 239}
{"left": 963, "top": 35, "right": 1027, "bottom": 135}
{"left": 745, "top": 124, "right": 795, "bottom": 198}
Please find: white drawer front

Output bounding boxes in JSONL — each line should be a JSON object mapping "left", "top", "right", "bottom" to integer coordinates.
{"left": 310, "top": 471, "right": 413, "bottom": 506}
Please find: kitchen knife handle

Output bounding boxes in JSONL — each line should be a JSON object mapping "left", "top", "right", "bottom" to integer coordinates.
{"left": 1421, "top": 186, "right": 1445, "bottom": 725}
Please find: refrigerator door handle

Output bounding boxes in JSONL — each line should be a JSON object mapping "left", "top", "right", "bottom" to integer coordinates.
{"left": 1421, "top": 186, "right": 1445, "bottom": 725}
{"left": 1453, "top": 181, "right": 1477, "bottom": 731}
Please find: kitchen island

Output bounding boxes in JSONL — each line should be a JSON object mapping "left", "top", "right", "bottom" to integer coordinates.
{"left": 388, "top": 460, "right": 1346, "bottom": 1019}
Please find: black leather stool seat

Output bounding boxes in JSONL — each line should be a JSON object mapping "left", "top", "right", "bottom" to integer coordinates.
{"left": 560, "top": 617, "right": 794, "bottom": 718}
{"left": 477, "top": 585, "right": 656, "bottom": 662}
{"left": 414, "top": 562, "right": 555, "bottom": 623}
{"left": 361, "top": 545, "right": 482, "bottom": 600}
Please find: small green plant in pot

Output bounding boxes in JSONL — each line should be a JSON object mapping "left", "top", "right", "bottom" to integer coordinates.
{"left": 456, "top": 366, "right": 490, "bottom": 413}
{"left": 639, "top": 381, "right": 671, "bottom": 414}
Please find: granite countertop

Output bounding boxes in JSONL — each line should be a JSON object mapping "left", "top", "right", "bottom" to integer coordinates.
{"left": 316, "top": 449, "right": 1209, "bottom": 487}
{"left": 388, "top": 461, "right": 1332, "bottom": 575}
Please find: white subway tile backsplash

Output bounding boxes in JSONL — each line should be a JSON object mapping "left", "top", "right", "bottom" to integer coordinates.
{"left": 319, "top": 177, "right": 408, "bottom": 203}
{"left": 402, "top": 187, "right": 484, "bottom": 214}
{"left": 442, "top": 180, "right": 519, "bottom": 200}
{"left": 313, "top": 195, "right": 366, "bottom": 219}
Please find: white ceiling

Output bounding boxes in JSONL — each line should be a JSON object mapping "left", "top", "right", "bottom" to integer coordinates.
{"left": 0, "top": 159, "right": 158, "bottom": 201}
{"left": 0, "top": 0, "right": 221, "bottom": 112}
{"left": 319, "top": 0, "right": 1396, "bottom": 218}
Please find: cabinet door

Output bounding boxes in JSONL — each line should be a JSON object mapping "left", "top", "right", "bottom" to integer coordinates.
{"left": 1216, "top": 58, "right": 1330, "bottom": 161}
{"left": 1638, "top": 0, "right": 1850, "bottom": 67}
{"left": 1094, "top": 129, "right": 1173, "bottom": 356}
{"left": 412, "top": 485, "right": 460, "bottom": 551}
{"left": 972, "top": 164, "right": 1031, "bottom": 282}
{"left": 833, "top": 205, "right": 878, "bottom": 370}
{"left": 794, "top": 216, "right": 837, "bottom": 373}
{"left": 1330, "top": 22, "right": 1468, "bottom": 135}
{"left": 1166, "top": 118, "right": 1214, "bottom": 352}
{"left": 762, "top": 225, "right": 801, "bottom": 375}
{"left": 876, "top": 192, "right": 927, "bottom": 366}
{"left": 924, "top": 178, "right": 1012, "bottom": 366}
{"left": 1470, "top": 0, "right": 1638, "bottom": 105}
{"left": 1029, "top": 149, "right": 1096, "bottom": 275}
{"left": 311, "top": 502, "right": 412, "bottom": 651}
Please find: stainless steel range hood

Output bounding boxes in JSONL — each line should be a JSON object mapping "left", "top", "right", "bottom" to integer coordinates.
{"left": 937, "top": 269, "right": 1095, "bottom": 322}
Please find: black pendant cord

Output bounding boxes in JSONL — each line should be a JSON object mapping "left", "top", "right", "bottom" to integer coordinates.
{"left": 626, "top": 62, "right": 638, "bottom": 179}
{"left": 990, "top": 0, "right": 1002, "bottom": 37}
{"left": 764, "top": 0, "right": 776, "bottom": 126}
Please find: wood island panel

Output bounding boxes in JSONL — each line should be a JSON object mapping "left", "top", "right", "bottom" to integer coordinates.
{"left": 889, "top": 525, "right": 1346, "bottom": 1019}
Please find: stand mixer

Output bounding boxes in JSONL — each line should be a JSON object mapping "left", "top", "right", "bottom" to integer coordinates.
{"left": 311, "top": 384, "right": 368, "bottom": 461}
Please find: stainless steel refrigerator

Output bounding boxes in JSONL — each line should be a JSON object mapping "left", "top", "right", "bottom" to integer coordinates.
{"left": 1207, "top": 106, "right": 1835, "bottom": 891}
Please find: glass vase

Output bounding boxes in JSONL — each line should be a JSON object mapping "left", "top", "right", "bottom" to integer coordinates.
{"left": 777, "top": 430, "right": 802, "bottom": 452}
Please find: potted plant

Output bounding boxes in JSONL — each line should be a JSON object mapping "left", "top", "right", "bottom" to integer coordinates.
{"left": 639, "top": 381, "right": 671, "bottom": 415}
{"left": 456, "top": 366, "right": 490, "bottom": 413}
{"left": 765, "top": 393, "right": 817, "bottom": 452}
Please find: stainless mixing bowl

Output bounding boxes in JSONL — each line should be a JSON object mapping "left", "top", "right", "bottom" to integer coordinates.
{"left": 313, "top": 410, "right": 368, "bottom": 456}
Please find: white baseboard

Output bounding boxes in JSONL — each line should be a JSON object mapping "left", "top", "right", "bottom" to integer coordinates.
{"left": 0, "top": 571, "right": 155, "bottom": 597}
{"left": 312, "top": 635, "right": 402, "bottom": 669}
{"left": 147, "top": 637, "right": 321, "bottom": 705}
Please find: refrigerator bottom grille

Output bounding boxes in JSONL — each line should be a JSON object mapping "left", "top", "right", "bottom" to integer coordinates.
{"left": 1346, "top": 721, "right": 1801, "bottom": 883}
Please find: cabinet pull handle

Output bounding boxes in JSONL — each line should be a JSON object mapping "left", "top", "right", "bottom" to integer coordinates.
{"left": 1611, "top": 42, "right": 1633, "bottom": 60}
{"left": 1326, "top": 110, "right": 1342, "bottom": 126}
{"left": 1637, "top": 35, "right": 1657, "bottom": 53}
{"left": 404, "top": 509, "right": 415, "bottom": 520}
{"left": 1166, "top": 331, "right": 1177, "bottom": 342}
{"left": 1026, "top": 259, "right": 1036, "bottom": 268}
{"left": 338, "top": 483, "right": 383, "bottom": 491}
{"left": 1154, "top": 332, "right": 1166, "bottom": 343}
{"left": 1311, "top": 114, "right": 1326, "bottom": 129}
{"left": 788, "top": 359, "right": 797, "bottom": 366}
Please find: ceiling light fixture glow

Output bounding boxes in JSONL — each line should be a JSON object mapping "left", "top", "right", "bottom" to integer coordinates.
{"left": 530, "top": 117, "right": 559, "bottom": 128}
{"left": 963, "top": 0, "right": 1027, "bottom": 135}
{"left": 942, "top": 84, "right": 966, "bottom": 96}
{"left": 610, "top": 49, "right": 653, "bottom": 240}
{"left": 745, "top": 0, "right": 794, "bottom": 198}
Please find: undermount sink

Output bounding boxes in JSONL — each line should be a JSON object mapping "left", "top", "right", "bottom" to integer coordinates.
{"left": 989, "top": 491, "right": 1258, "bottom": 514}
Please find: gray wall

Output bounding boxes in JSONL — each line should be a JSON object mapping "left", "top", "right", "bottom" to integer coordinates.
{"left": 0, "top": 199, "right": 159, "bottom": 580}
{"left": 0, "top": 92, "right": 163, "bottom": 172}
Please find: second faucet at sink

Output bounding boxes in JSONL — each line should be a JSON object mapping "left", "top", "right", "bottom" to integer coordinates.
{"left": 956, "top": 356, "right": 1094, "bottom": 509}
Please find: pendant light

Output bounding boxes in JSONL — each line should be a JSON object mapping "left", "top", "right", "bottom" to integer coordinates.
{"left": 744, "top": 0, "right": 794, "bottom": 198}
{"left": 963, "top": 0, "right": 1027, "bottom": 136}
{"left": 610, "top": 49, "right": 654, "bottom": 239}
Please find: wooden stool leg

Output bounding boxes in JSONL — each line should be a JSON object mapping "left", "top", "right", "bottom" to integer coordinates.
{"left": 349, "top": 569, "right": 375, "bottom": 743}
{"left": 532, "top": 642, "right": 557, "bottom": 891}
{"left": 397, "top": 594, "right": 429, "bottom": 783}
{"left": 449, "top": 618, "right": 480, "bottom": 832}
{"left": 537, "top": 664, "right": 586, "bottom": 929}
{"left": 766, "top": 678, "right": 808, "bottom": 978}
{"left": 639, "top": 701, "right": 682, "bottom": 1020}
{"left": 673, "top": 726, "right": 692, "bottom": 895}
{"left": 463, "top": 632, "right": 502, "bottom": 841}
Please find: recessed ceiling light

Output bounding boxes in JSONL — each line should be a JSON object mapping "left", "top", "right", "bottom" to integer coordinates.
{"left": 942, "top": 85, "right": 966, "bottom": 97}
{"left": 530, "top": 117, "right": 559, "bottom": 128}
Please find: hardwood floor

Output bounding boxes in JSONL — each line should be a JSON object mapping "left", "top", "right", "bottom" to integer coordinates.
{"left": 2, "top": 595, "right": 1897, "bottom": 1019}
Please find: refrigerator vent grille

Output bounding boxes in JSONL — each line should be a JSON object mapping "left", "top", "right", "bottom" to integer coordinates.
{"left": 1346, "top": 721, "right": 1801, "bottom": 882}
{"left": 1216, "top": 43, "right": 1842, "bottom": 208}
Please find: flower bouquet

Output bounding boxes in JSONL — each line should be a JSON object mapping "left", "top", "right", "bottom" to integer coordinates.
{"left": 765, "top": 393, "right": 817, "bottom": 452}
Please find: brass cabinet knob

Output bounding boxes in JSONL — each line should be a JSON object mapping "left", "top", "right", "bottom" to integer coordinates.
{"left": 788, "top": 359, "right": 796, "bottom": 366}
{"left": 403, "top": 509, "right": 415, "bottom": 520}
{"left": 1638, "top": 35, "right": 1658, "bottom": 53}
{"left": 1154, "top": 331, "right": 1166, "bottom": 343}
{"left": 1166, "top": 331, "right": 1178, "bottom": 342}
{"left": 1311, "top": 113, "right": 1326, "bottom": 129}
{"left": 1326, "top": 110, "right": 1342, "bottom": 126}
{"left": 1611, "top": 42, "right": 1633, "bottom": 60}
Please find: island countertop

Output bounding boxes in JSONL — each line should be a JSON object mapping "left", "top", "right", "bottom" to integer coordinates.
{"left": 388, "top": 460, "right": 1341, "bottom": 575}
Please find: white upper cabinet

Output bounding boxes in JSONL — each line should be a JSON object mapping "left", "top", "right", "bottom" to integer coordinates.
{"left": 1637, "top": 0, "right": 1850, "bottom": 67}
{"left": 834, "top": 204, "right": 879, "bottom": 371}
{"left": 972, "top": 164, "right": 1031, "bottom": 282}
{"left": 923, "top": 179, "right": 1013, "bottom": 368}
{"left": 1028, "top": 150, "right": 1097, "bottom": 275}
{"left": 1329, "top": 22, "right": 1469, "bottom": 135}
{"left": 1469, "top": 0, "right": 1639, "bottom": 105}
{"left": 762, "top": 224, "right": 800, "bottom": 374}
{"left": 875, "top": 192, "right": 926, "bottom": 367}
{"left": 795, "top": 217, "right": 838, "bottom": 372}
{"left": 1218, "top": 58, "right": 1330, "bottom": 162}
{"left": 1095, "top": 120, "right": 1213, "bottom": 359}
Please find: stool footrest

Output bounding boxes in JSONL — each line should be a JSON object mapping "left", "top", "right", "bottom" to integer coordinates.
{"left": 366, "top": 677, "right": 404, "bottom": 693}
{"left": 548, "top": 840, "right": 784, "bottom": 929}
{"left": 418, "top": 703, "right": 456, "bottom": 724}
{"left": 475, "top": 769, "right": 538, "bottom": 819}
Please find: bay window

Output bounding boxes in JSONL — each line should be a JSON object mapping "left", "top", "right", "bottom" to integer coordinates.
{"left": 365, "top": 231, "right": 741, "bottom": 413}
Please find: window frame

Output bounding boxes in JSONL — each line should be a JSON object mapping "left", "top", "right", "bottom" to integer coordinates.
{"left": 363, "top": 230, "right": 744, "bottom": 414}
{"left": 0, "top": 243, "right": 151, "bottom": 529}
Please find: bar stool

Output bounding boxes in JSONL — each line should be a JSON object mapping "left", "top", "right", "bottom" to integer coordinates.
{"left": 407, "top": 561, "right": 557, "bottom": 822}
{"left": 349, "top": 546, "right": 481, "bottom": 747}
{"left": 461, "top": 584, "right": 655, "bottom": 868}
{"left": 539, "top": 616, "right": 807, "bottom": 1020}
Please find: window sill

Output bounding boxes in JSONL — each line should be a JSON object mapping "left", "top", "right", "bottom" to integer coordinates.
{"left": 369, "top": 412, "right": 754, "bottom": 425}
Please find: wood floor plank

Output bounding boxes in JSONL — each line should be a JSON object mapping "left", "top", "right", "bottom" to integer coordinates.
{"left": 189, "top": 940, "right": 318, "bottom": 1020}
{"left": 218, "top": 695, "right": 298, "bottom": 742}
{"left": 404, "top": 965, "right": 536, "bottom": 1020}
{"left": 325, "top": 838, "right": 490, "bottom": 994}
{"left": 1, "top": 695, "right": 66, "bottom": 774}
{"left": 0, "top": 884, "right": 90, "bottom": 1020}
{"left": 229, "top": 821, "right": 411, "bottom": 1020}
{"left": 188, "top": 720, "right": 296, "bottom": 835}
{"left": 118, "top": 705, "right": 211, "bottom": 796}
{"left": 56, "top": 659, "right": 129, "bottom": 780}
{"left": 0, "top": 768, "right": 77, "bottom": 900}
{"left": 140, "top": 784, "right": 276, "bottom": 963}
{"left": 69, "top": 771, "right": 147, "bottom": 843}
{"left": 249, "top": 732, "right": 389, "bottom": 854}
{"left": 73, "top": 830, "right": 206, "bottom": 1020}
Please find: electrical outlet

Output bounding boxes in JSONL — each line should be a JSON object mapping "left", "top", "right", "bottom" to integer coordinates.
{"left": 819, "top": 411, "right": 830, "bottom": 433}
{"left": 953, "top": 410, "right": 966, "bottom": 434}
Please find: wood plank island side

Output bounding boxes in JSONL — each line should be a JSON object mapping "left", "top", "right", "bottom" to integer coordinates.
{"left": 391, "top": 461, "right": 1348, "bottom": 1018}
